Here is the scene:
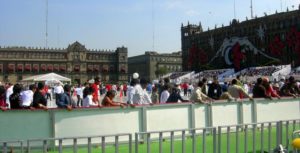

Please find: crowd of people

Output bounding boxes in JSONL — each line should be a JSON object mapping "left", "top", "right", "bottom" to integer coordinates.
{"left": 0, "top": 72, "right": 300, "bottom": 111}
{"left": 239, "top": 66, "right": 280, "bottom": 76}
{"left": 194, "top": 69, "right": 228, "bottom": 80}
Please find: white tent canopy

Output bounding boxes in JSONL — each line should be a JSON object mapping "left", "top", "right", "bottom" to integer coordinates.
{"left": 22, "top": 73, "right": 71, "bottom": 83}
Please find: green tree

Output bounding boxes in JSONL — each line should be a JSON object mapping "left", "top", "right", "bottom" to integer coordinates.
{"left": 155, "top": 67, "right": 168, "bottom": 78}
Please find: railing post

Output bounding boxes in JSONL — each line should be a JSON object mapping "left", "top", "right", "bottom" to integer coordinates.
{"left": 3, "top": 142, "right": 7, "bottom": 153}
{"left": 102, "top": 137, "right": 106, "bottom": 153}
{"left": 218, "top": 126, "right": 221, "bottom": 153}
{"left": 115, "top": 136, "right": 119, "bottom": 153}
{"left": 129, "top": 134, "right": 132, "bottom": 153}
{"left": 146, "top": 133, "right": 151, "bottom": 153}
{"left": 159, "top": 132, "right": 163, "bottom": 153}
{"left": 59, "top": 139, "right": 63, "bottom": 153}
{"left": 182, "top": 131, "right": 186, "bottom": 153}
{"left": 73, "top": 138, "right": 78, "bottom": 153}
{"left": 88, "top": 137, "right": 92, "bottom": 153}
{"left": 135, "top": 133, "right": 139, "bottom": 153}
{"left": 213, "top": 128, "right": 217, "bottom": 153}
{"left": 170, "top": 131, "right": 174, "bottom": 153}
{"left": 276, "top": 121, "right": 283, "bottom": 146}
{"left": 43, "top": 140, "right": 47, "bottom": 153}
{"left": 27, "top": 140, "right": 30, "bottom": 153}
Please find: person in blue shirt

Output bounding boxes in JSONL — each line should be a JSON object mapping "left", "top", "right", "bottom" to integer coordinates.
{"left": 57, "top": 84, "right": 73, "bottom": 110}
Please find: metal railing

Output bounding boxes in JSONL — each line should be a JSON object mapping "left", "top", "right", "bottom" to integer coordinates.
{"left": 0, "top": 140, "right": 24, "bottom": 153}
{"left": 135, "top": 127, "right": 217, "bottom": 153}
{"left": 26, "top": 133, "right": 132, "bottom": 153}
{"left": 1, "top": 119, "right": 300, "bottom": 153}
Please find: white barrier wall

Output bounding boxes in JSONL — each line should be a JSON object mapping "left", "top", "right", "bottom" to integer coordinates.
{"left": 194, "top": 105, "right": 207, "bottom": 128}
{"left": 146, "top": 105, "right": 190, "bottom": 131}
{"left": 211, "top": 102, "right": 239, "bottom": 126}
{"left": 256, "top": 98, "right": 300, "bottom": 122}
{"left": 0, "top": 98, "right": 299, "bottom": 142}
{"left": 242, "top": 102, "right": 253, "bottom": 124}
{"left": 0, "top": 110, "right": 51, "bottom": 142}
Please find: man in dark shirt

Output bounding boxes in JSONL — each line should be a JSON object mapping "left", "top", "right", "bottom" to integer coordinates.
{"left": 252, "top": 78, "right": 272, "bottom": 99}
{"left": 9, "top": 84, "right": 22, "bottom": 109}
{"left": 280, "top": 76, "right": 300, "bottom": 97}
{"left": 166, "top": 86, "right": 189, "bottom": 103}
{"left": 208, "top": 77, "right": 222, "bottom": 100}
{"left": 32, "top": 82, "right": 48, "bottom": 110}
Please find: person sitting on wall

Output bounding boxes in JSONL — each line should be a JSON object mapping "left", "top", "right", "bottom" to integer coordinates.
{"left": 102, "top": 90, "right": 127, "bottom": 107}
{"left": 190, "top": 81, "right": 213, "bottom": 104}
{"left": 32, "top": 82, "right": 48, "bottom": 110}
{"left": 56, "top": 84, "right": 74, "bottom": 111}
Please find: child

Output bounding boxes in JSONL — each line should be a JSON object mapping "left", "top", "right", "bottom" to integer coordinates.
{"left": 102, "top": 90, "right": 127, "bottom": 107}
{"left": 82, "top": 87, "right": 97, "bottom": 107}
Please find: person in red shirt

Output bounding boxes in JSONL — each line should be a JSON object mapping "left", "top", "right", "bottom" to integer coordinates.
{"left": 123, "top": 83, "right": 127, "bottom": 96}
{"left": 0, "top": 85, "right": 7, "bottom": 111}
{"left": 182, "top": 83, "right": 188, "bottom": 96}
{"left": 262, "top": 77, "right": 280, "bottom": 99}
{"left": 91, "top": 77, "right": 101, "bottom": 105}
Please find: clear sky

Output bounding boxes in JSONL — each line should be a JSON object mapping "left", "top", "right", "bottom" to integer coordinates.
{"left": 0, "top": 0, "right": 299, "bottom": 57}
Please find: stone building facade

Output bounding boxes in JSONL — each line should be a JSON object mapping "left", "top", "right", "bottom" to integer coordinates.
{"left": 182, "top": 6, "right": 300, "bottom": 72}
{"left": 128, "top": 51, "right": 182, "bottom": 81}
{"left": 0, "top": 41, "right": 128, "bottom": 84}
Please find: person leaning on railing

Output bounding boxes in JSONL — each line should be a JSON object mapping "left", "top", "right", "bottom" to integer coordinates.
{"left": 228, "top": 79, "right": 253, "bottom": 101}
{"left": 102, "top": 90, "right": 127, "bottom": 108}
{"left": 280, "top": 76, "right": 300, "bottom": 98}
{"left": 56, "top": 84, "right": 73, "bottom": 111}
{"left": 32, "top": 82, "right": 48, "bottom": 110}
{"left": 190, "top": 81, "right": 213, "bottom": 104}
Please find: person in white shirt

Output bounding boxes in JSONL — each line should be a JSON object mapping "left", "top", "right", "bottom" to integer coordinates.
{"left": 188, "top": 83, "right": 194, "bottom": 96}
{"left": 6, "top": 83, "right": 13, "bottom": 109}
{"left": 54, "top": 83, "right": 64, "bottom": 103}
{"left": 160, "top": 84, "right": 170, "bottom": 104}
{"left": 128, "top": 78, "right": 152, "bottom": 105}
{"left": 20, "top": 84, "right": 36, "bottom": 108}
{"left": 82, "top": 87, "right": 97, "bottom": 107}
{"left": 75, "top": 84, "right": 83, "bottom": 107}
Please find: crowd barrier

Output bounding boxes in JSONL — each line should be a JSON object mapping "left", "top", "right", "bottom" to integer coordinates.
{"left": 0, "top": 98, "right": 299, "bottom": 146}
{"left": 2, "top": 119, "right": 300, "bottom": 153}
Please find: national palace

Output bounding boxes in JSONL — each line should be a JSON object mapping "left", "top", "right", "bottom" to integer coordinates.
{"left": 0, "top": 41, "right": 128, "bottom": 83}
